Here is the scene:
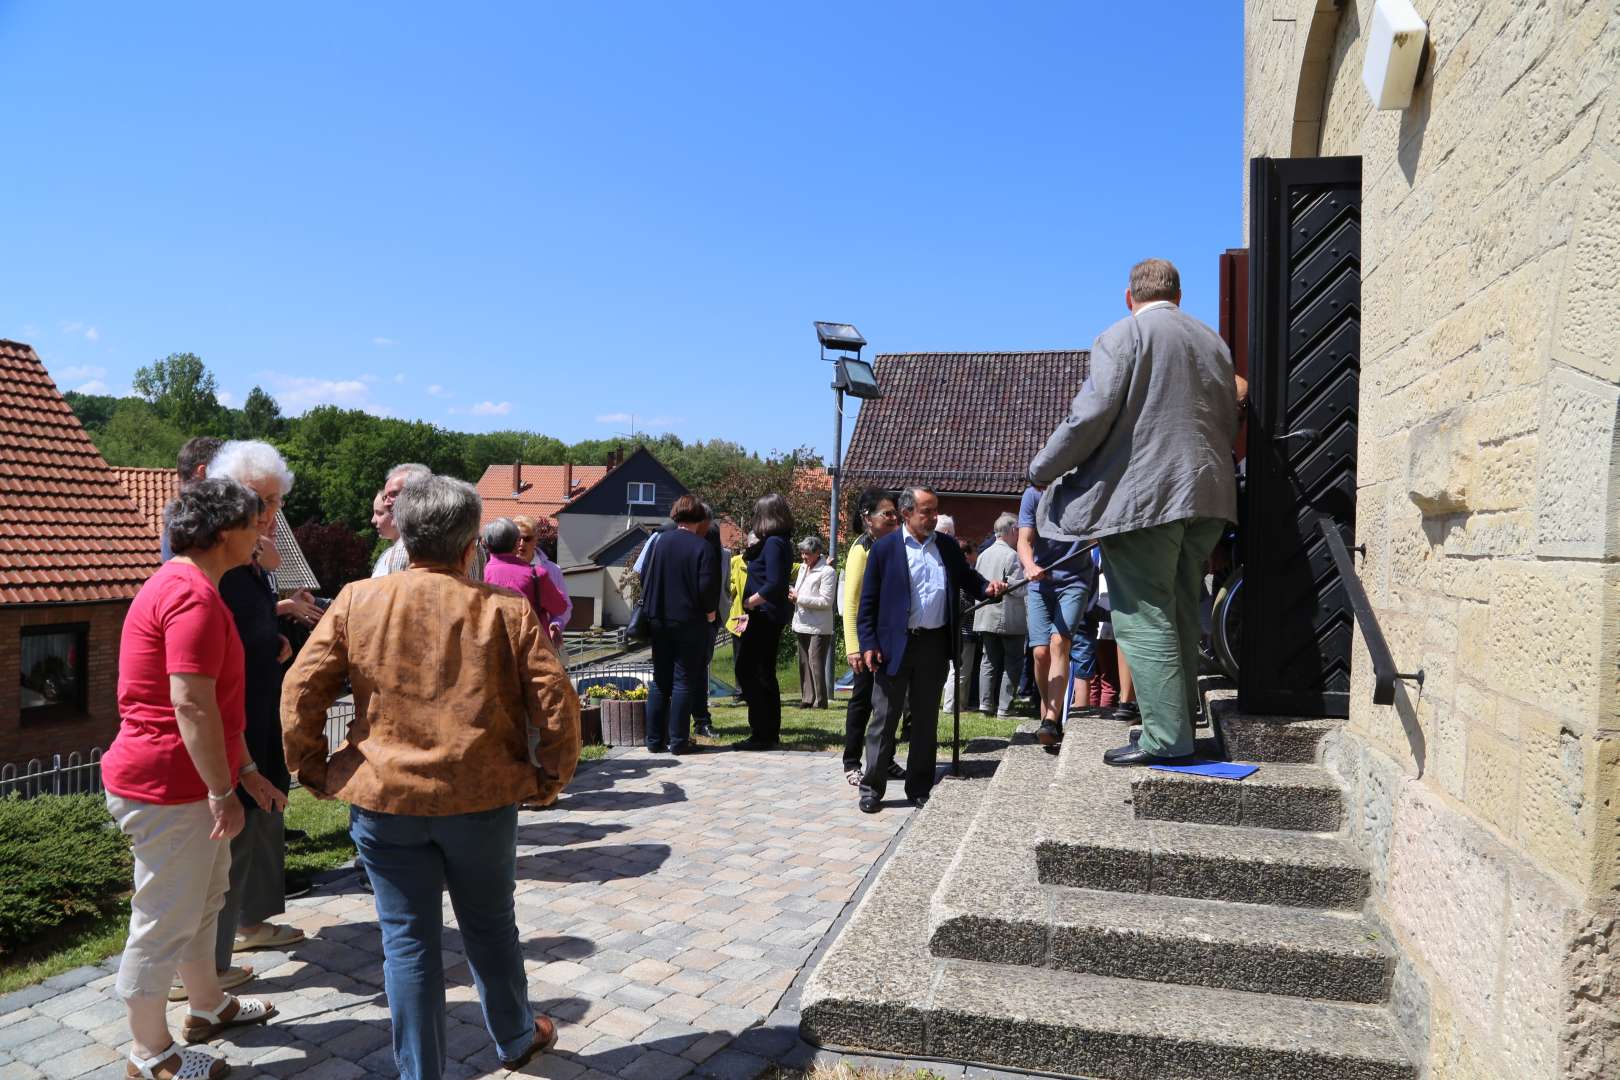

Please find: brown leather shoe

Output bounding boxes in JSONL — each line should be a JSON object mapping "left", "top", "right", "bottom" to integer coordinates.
{"left": 499, "top": 1015, "right": 559, "bottom": 1070}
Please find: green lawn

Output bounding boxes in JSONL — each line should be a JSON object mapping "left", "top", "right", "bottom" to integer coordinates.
{"left": 701, "top": 638, "right": 1035, "bottom": 752}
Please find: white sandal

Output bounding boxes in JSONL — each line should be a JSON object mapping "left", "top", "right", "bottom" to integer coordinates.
{"left": 182, "top": 993, "right": 277, "bottom": 1043}
{"left": 126, "top": 1043, "right": 229, "bottom": 1079}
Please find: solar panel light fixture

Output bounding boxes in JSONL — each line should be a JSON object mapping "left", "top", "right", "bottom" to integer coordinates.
{"left": 814, "top": 321, "right": 867, "bottom": 353}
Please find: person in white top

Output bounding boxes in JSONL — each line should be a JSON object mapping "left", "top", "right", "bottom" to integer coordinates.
{"left": 371, "top": 464, "right": 428, "bottom": 577}
{"left": 789, "top": 535, "right": 838, "bottom": 709}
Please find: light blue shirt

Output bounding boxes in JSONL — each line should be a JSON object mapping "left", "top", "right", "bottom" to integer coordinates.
{"left": 903, "top": 530, "right": 948, "bottom": 630}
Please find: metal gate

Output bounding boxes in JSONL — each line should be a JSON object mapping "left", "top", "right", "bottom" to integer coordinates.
{"left": 1240, "top": 155, "right": 1362, "bottom": 718}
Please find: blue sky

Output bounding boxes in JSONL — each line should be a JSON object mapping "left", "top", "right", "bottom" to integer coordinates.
{"left": 3, "top": 3, "right": 1242, "bottom": 459}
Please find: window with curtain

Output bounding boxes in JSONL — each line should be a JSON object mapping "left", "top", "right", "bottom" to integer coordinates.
{"left": 20, "top": 624, "right": 88, "bottom": 717}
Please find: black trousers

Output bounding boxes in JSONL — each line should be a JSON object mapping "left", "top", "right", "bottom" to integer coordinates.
{"left": 734, "top": 614, "right": 784, "bottom": 743}
{"left": 841, "top": 666, "right": 874, "bottom": 772}
{"left": 646, "top": 617, "right": 710, "bottom": 750}
{"left": 862, "top": 627, "right": 950, "bottom": 803}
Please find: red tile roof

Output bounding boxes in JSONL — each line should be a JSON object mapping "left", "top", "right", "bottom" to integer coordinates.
{"left": 841, "top": 350, "right": 1091, "bottom": 496}
{"left": 111, "top": 467, "right": 319, "bottom": 594}
{"left": 0, "top": 340, "right": 161, "bottom": 604}
{"left": 476, "top": 463, "right": 608, "bottom": 527}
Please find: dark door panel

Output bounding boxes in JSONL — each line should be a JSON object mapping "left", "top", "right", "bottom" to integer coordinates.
{"left": 1241, "top": 155, "right": 1362, "bottom": 718}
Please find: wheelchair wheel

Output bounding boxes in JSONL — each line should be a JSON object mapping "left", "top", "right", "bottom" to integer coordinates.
{"left": 1211, "top": 568, "right": 1242, "bottom": 682}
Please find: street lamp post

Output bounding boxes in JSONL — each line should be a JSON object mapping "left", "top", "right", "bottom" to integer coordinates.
{"left": 814, "top": 322, "right": 882, "bottom": 703}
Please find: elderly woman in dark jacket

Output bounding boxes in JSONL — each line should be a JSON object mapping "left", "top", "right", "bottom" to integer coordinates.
{"left": 733, "top": 494, "right": 794, "bottom": 749}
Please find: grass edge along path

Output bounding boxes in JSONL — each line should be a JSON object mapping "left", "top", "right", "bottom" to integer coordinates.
{"left": 0, "top": 787, "right": 358, "bottom": 995}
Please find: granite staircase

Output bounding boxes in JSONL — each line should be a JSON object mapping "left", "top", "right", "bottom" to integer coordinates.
{"left": 800, "top": 696, "right": 1418, "bottom": 1080}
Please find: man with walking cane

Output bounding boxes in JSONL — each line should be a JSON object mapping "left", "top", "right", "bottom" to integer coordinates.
{"left": 855, "top": 486, "right": 1006, "bottom": 813}
{"left": 1028, "top": 258, "right": 1239, "bottom": 767}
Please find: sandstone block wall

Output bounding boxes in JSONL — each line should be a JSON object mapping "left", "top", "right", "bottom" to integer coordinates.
{"left": 1245, "top": 1, "right": 1620, "bottom": 1075}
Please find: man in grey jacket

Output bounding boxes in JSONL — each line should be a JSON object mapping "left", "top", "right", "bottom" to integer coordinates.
{"left": 972, "top": 514, "right": 1026, "bottom": 717}
{"left": 1028, "top": 258, "right": 1238, "bottom": 766}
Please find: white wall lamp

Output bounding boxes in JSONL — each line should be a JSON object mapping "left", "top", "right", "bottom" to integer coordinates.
{"left": 1362, "top": 0, "right": 1429, "bottom": 110}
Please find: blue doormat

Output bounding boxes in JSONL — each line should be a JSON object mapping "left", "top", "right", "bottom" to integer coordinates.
{"left": 1149, "top": 761, "right": 1259, "bottom": 780}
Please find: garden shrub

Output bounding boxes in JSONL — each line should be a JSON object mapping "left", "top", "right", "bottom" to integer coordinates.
{"left": 0, "top": 794, "right": 131, "bottom": 956}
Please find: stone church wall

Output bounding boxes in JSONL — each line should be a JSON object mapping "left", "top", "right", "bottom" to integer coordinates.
{"left": 1244, "top": 1, "right": 1620, "bottom": 1075}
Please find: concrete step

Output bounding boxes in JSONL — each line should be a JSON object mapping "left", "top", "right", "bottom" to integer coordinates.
{"left": 927, "top": 960, "right": 1416, "bottom": 1080}
{"left": 1210, "top": 693, "right": 1343, "bottom": 763}
{"left": 927, "top": 737, "right": 1391, "bottom": 1003}
{"left": 1036, "top": 719, "right": 1368, "bottom": 909}
{"left": 804, "top": 781, "right": 1416, "bottom": 1078}
{"left": 1130, "top": 761, "right": 1344, "bottom": 831}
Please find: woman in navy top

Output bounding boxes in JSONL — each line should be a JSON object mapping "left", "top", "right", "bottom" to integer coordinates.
{"left": 734, "top": 493, "right": 794, "bottom": 748}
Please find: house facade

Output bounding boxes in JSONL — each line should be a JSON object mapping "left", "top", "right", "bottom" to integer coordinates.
{"left": 841, "top": 350, "right": 1091, "bottom": 542}
{"left": 0, "top": 341, "right": 159, "bottom": 763}
{"left": 555, "top": 448, "right": 688, "bottom": 628}
{"left": 475, "top": 460, "right": 609, "bottom": 546}
{"left": 1245, "top": 3, "right": 1619, "bottom": 1076}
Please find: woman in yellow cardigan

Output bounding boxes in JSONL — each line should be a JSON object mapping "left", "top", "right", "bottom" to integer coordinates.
{"left": 840, "top": 488, "right": 901, "bottom": 785}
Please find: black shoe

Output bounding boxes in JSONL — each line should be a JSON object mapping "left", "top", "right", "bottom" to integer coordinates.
{"left": 695, "top": 722, "right": 716, "bottom": 738}
{"left": 1036, "top": 720, "right": 1063, "bottom": 746}
{"left": 885, "top": 761, "right": 906, "bottom": 779}
{"left": 1102, "top": 744, "right": 1192, "bottom": 767}
{"left": 283, "top": 876, "right": 313, "bottom": 900}
{"left": 734, "top": 739, "right": 779, "bottom": 751}
{"left": 645, "top": 744, "right": 669, "bottom": 753}
{"left": 909, "top": 793, "right": 929, "bottom": 809}
{"left": 670, "top": 744, "right": 705, "bottom": 756}
{"left": 1111, "top": 702, "right": 1141, "bottom": 722}
{"left": 859, "top": 797, "right": 881, "bottom": 814}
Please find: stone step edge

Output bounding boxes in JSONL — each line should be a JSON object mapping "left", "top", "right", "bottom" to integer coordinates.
{"left": 932, "top": 883, "right": 1396, "bottom": 1005}
{"left": 1129, "top": 761, "right": 1346, "bottom": 831}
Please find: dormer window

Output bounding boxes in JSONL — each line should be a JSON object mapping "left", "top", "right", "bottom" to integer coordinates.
{"left": 628, "top": 482, "right": 655, "bottom": 506}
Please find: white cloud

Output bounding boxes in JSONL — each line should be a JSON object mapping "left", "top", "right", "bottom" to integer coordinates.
{"left": 595, "top": 412, "right": 633, "bottom": 425}
{"left": 218, "top": 390, "right": 237, "bottom": 407}
{"left": 21, "top": 323, "right": 39, "bottom": 336}
{"left": 59, "top": 320, "right": 82, "bottom": 334}
{"left": 372, "top": 336, "right": 397, "bottom": 347}
{"left": 393, "top": 372, "right": 407, "bottom": 384}
{"left": 645, "top": 415, "right": 685, "bottom": 429}
{"left": 593, "top": 412, "right": 683, "bottom": 430}
{"left": 52, "top": 363, "right": 107, "bottom": 384}
{"left": 263, "top": 373, "right": 383, "bottom": 413}
{"left": 75, "top": 379, "right": 111, "bottom": 394}
{"left": 57, "top": 321, "right": 98, "bottom": 342}
{"left": 84, "top": 327, "right": 99, "bottom": 343}
{"left": 451, "top": 400, "right": 513, "bottom": 417}
{"left": 425, "top": 384, "right": 448, "bottom": 398}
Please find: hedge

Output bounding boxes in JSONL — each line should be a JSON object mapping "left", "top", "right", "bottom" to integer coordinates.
{"left": 0, "top": 795, "right": 131, "bottom": 956}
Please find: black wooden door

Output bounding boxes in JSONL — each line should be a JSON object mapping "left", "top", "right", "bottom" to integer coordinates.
{"left": 1240, "top": 156, "right": 1362, "bottom": 718}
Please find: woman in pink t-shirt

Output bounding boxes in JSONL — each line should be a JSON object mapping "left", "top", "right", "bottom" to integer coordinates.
{"left": 104, "top": 478, "right": 287, "bottom": 1080}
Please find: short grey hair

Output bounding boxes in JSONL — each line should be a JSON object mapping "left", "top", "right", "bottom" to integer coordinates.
{"left": 1129, "top": 258, "right": 1181, "bottom": 303}
{"left": 394, "top": 475, "right": 482, "bottom": 567}
{"left": 897, "top": 485, "right": 936, "bottom": 514}
{"left": 209, "top": 440, "right": 295, "bottom": 496}
{"left": 387, "top": 462, "right": 432, "bottom": 485}
{"left": 935, "top": 514, "right": 956, "bottom": 537}
{"left": 797, "top": 535, "right": 824, "bottom": 555}
{"left": 482, "top": 517, "right": 520, "bottom": 555}
{"left": 166, "top": 477, "right": 262, "bottom": 555}
{"left": 994, "top": 512, "right": 1018, "bottom": 535}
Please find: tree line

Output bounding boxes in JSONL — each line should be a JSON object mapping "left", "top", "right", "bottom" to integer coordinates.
{"left": 66, "top": 353, "right": 838, "bottom": 563}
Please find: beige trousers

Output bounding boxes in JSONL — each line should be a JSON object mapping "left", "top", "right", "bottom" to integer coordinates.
{"left": 106, "top": 794, "right": 232, "bottom": 1000}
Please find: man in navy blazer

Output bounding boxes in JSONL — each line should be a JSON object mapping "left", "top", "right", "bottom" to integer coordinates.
{"left": 856, "top": 486, "right": 1006, "bottom": 812}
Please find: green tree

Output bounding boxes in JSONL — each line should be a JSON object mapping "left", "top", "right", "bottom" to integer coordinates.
{"left": 92, "top": 399, "right": 187, "bottom": 468}
{"left": 132, "top": 352, "right": 221, "bottom": 433}
{"left": 62, "top": 391, "right": 121, "bottom": 432}
{"left": 238, "top": 386, "right": 283, "bottom": 439}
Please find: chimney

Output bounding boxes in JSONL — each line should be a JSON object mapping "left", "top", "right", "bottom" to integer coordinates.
{"left": 512, "top": 460, "right": 523, "bottom": 498}
{"left": 562, "top": 461, "right": 574, "bottom": 497}
{"left": 606, "top": 443, "right": 624, "bottom": 470}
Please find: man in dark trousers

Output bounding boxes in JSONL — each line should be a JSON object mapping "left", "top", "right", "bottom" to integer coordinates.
{"left": 856, "top": 486, "right": 1006, "bottom": 812}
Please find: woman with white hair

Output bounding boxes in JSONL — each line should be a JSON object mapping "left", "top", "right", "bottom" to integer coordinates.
{"left": 203, "top": 441, "right": 308, "bottom": 978}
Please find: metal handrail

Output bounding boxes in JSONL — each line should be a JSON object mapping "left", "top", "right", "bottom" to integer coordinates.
{"left": 1316, "top": 516, "right": 1423, "bottom": 706}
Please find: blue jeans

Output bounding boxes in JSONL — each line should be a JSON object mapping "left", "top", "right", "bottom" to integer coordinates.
{"left": 1069, "top": 625, "right": 1098, "bottom": 679}
{"left": 646, "top": 618, "right": 711, "bottom": 750}
{"left": 350, "top": 805, "right": 535, "bottom": 1080}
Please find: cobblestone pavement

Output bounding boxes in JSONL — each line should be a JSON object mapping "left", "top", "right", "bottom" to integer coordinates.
{"left": 0, "top": 748, "right": 916, "bottom": 1080}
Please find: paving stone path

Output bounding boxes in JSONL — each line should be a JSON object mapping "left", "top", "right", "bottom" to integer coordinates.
{"left": 0, "top": 748, "right": 918, "bottom": 1080}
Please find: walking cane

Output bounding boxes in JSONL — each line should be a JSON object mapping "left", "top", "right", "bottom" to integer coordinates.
{"left": 951, "top": 540, "right": 1100, "bottom": 776}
